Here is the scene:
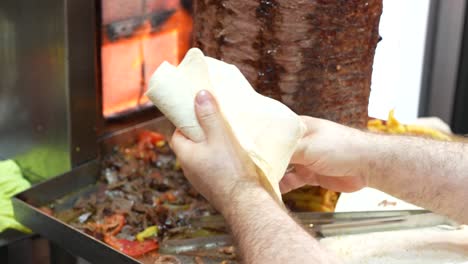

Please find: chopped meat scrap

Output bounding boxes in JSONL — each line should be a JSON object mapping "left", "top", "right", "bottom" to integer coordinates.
{"left": 153, "top": 255, "right": 182, "bottom": 264}
{"left": 218, "top": 246, "right": 235, "bottom": 256}
{"left": 53, "top": 131, "right": 220, "bottom": 258}
{"left": 194, "top": 256, "right": 205, "bottom": 264}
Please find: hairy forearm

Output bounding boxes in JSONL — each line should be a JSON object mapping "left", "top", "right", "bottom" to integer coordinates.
{"left": 222, "top": 183, "right": 338, "bottom": 264}
{"left": 367, "top": 134, "right": 468, "bottom": 223}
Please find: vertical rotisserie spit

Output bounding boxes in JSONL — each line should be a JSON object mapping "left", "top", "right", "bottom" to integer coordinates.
{"left": 193, "top": 0, "right": 383, "bottom": 211}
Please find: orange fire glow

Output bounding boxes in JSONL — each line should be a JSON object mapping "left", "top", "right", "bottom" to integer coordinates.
{"left": 102, "top": 6, "right": 192, "bottom": 117}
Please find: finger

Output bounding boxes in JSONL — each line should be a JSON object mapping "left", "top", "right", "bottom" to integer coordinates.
{"left": 293, "top": 164, "right": 363, "bottom": 192}
{"left": 290, "top": 117, "right": 317, "bottom": 164}
{"left": 298, "top": 116, "right": 321, "bottom": 135}
{"left": 280, "top": 172, "right": 305, "bottom": 194}
{"left": 170, "top": 129, "right": 194, "bottom": 157}
{"left": 315, "top": 175, "right": 363, "bottom": 193}
{"left": 194, "top": 90, "right": 227, "bottom": 141}
{"left": 291, "top": 116, "right": 328, "bottom": 164}
{"left": 279, "top": 169, "right": 318, "bottom": 194}
{"left": 290, "top": 141, "right": 310, "bottom": 164}
{"left": 294, "top": 164, "right": 319, "bottom": 185}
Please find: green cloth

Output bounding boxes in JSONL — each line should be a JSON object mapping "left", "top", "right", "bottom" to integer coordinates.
{"left": 0, "top": 160, "right": 32, "bottom": 233}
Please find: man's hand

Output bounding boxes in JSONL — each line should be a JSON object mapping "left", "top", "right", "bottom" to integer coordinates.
{"left": 280, "top": 116, "right": 370, "bottom": 194}
{"left": 170, "top": 90, "right": 260, "bottom": 213}
{"left": 281, "top": 116, "right": 468, "bottom": 224}
{"left": 172, "top": 93, "right": 341, "bottom": 263}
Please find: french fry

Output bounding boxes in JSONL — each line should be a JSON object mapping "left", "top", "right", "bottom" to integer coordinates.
{"left": 367, "top": 110, "right": 452, "bottom": 141}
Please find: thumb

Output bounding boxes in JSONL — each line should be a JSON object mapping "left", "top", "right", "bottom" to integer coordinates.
{"left": 195, "top": 90, "right": 226, "bottom": 141}
{"left": 290, "top": 140, "right": 309, "bottom": 164}
{"left": 170, "top": 129, "right": 192, "bottom": 157}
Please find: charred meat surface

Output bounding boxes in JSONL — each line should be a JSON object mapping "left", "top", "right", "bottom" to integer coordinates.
{"left": 193, "top": 0, "right": 382, "bottom": 128}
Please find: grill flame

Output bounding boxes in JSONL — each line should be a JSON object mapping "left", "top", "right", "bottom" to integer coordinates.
{"left": 101, "top": 5, "right": 192, "bottom": 117}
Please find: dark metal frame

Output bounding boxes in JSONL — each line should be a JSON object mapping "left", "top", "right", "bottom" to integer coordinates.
{"left": 419, "top": 0, "right": 467, "bottom": 131}
{"left": 452, "top": 2, "right": 468, "bottom": 134}
{"left": 418, "top": 0, "right": 440, "bottom": 118}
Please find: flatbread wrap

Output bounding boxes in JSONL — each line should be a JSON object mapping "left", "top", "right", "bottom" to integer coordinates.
{"left": 145, "top": 48, "right": 306, "bottom": 203}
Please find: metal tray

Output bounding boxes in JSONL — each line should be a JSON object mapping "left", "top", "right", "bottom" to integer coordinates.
{"left": 12, "top": 117, "right": 225, "bottom": 263}
{"left": 12, "top": 161, "right": 138, "bottom": 263}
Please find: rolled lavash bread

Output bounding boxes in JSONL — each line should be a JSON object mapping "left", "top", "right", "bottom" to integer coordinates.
{"left": 145, "top": 48, "right": 306, "bottom": 203}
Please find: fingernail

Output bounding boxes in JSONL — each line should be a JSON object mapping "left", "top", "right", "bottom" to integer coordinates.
{"left": 196, "top": 90, "right": 212, "bottom": 106}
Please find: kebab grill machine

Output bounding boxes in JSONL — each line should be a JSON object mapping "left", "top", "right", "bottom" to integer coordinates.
{"left": 0, "top": 0, "right": 431, "bottom": 263}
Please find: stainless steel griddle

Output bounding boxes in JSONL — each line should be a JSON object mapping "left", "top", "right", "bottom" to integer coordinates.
{"left": 12, "top": 118, "right": 231, "bottom": 264}
{"left": 12, "top": 117, "right": 457, "bottom": 264}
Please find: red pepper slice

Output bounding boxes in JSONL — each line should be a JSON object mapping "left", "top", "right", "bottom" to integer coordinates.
{"left": 137, "top": 131, "right": 165, "bottom": 161}
{"left": 104, "top": 235, "right": 159, "bottom": 257}
{"left": 161, "top": 192, "right": 176, "bottom": 203}
{"left": 102, "top": 214, "right": 125, "bottom": 235}
{"left": 88, "top": 213, "right": 125, "bottom": 236}
{"left": 138, "top": 131, "right": 165, "bottom": 145}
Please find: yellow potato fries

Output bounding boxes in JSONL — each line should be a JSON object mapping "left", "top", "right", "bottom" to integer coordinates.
{"left": 368, "top": 110, "right": 451, "bottom": 141}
